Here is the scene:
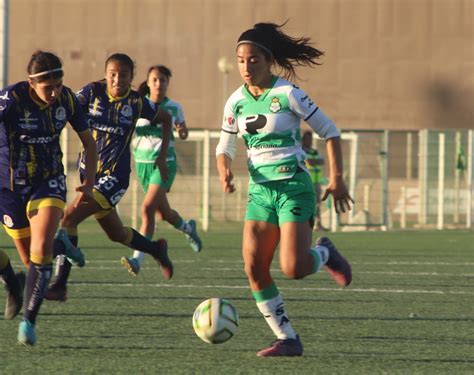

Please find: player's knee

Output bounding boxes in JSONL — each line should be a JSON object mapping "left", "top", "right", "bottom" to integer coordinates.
{"left": 280, "top": 261, "right": 306, "bottom": 280}
{"left": 141, "top": 204, "right": 155, "bottom": 219}
{"left": 106, "top": 229, "right": 126, "bottom": 243}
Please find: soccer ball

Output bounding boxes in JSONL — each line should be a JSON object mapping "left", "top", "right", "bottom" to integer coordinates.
{"left": 192, "top": 298, "right": 239, "bottom": 344}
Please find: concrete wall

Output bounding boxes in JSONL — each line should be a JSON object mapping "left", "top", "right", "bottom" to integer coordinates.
{"left": 7, "top": 0, "right": 474, "bottom": 130}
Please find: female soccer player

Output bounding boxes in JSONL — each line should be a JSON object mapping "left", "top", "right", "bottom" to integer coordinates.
{"left": 216, "top": 22, "right": 354, "bottom": 357}
{"left": 0, "top": 50, "right": 98, "bottom": 345}
{"left": 121, "top": 65, "right": 202, "bottom": 277}
{"left": 46, "top": 54, "right": 174, "bottom": 301}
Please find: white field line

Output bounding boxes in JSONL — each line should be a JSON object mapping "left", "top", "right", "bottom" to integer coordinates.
{"left": 68, "top": 282, "right": 474, "bottom": 295}
{"left": 15, "top": 259, "right": 474, "bottom": 266}
{"left": 64, "top": 266, "right": 474, "bottom": 278}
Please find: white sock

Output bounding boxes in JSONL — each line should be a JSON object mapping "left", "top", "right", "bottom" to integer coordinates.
{"left": 309, "top": 245, "right": 329, "bottom": 273}
{"left": 256, "top": 294, "right": 297, "bottom": 340}
{"left": 132, "top": 251, "right": 145, "bottom": 265}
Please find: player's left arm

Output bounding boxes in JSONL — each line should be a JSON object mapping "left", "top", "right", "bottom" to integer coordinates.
{"left": 288, "top": 86, "right": 353, "bottom": 212}
{"left": 75, "top": 129, "right": 97, "bottom": 206}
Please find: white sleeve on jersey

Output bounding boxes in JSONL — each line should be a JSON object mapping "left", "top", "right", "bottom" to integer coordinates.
{"left": 216, "top": 99, "right": 239, "bottom": 160}
{"left": 288, "top": 85, "right": 340, "bottom": 140}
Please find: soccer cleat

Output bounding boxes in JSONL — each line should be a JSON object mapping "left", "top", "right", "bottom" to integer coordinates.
{"left": 121, "top": 256, "right": 141, "bottom": 276}
{"left": 4, "top": 271, "right": 26, "bottom": 320}
{"left": 18, "top": 319, "right": 37, "bottom": 346}
{"left": 44, "top": 284, "right": 67, "bottom": 302}
{"left": 256, "top": 335, "right": 303, "bottom": 357}
{"left": 186, "top": 219, "right": 202, "bottom": 253}
{"left": 55, "top": 229, "right": 85, "bottom": 267}
{"left": 316, "top": 237, "right": 352, "bottom": 287}
{"left": 153, "top": 239, "right": 173, "bottom": 280}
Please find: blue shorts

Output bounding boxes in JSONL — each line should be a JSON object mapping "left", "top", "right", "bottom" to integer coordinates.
{"left": 80, "top": 171, "right": 129, "bottom": 209}
{"left": 0, "top": 175, "right": 67, "bottom": 239}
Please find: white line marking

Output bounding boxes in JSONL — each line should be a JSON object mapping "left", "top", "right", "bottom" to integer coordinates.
{"left": 68, "top": 282, "right": 473, "bottom": 295}
{"left": 76, "top": 266, "right": 474, "bottom": 277}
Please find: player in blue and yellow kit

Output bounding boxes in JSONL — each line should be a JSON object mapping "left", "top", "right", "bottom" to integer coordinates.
{"left": 0, "top": 50, "right": 98, "bottom": 345}
{"left": 46, "top": 54, "right": 174, "bottom": 301}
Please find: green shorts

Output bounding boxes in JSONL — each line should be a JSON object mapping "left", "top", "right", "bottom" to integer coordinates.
{"left": 135, "top": 160, "right": 177, "bottom": 192}
{"left": 245, "top": 171, "right": 315, "bottom": 225}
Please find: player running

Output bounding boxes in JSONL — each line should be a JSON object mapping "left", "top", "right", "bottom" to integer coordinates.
{"left": 0, "top": 50, "right": 98, "bottom": 345}
{"left": 121, "top": 65, "right": 202, "bottom": 277}
{"left": 216, "top": 22, "right": 354, "bottom": 357}
{"left": 45, "top": 53, "right": 174, "bottom": 302}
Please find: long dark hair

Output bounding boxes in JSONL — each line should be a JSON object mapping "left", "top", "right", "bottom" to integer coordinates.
{"left": 137, "top": 65, "right": 172, "bottom": 97}
{"left": 27, "top": 50, "right": 63, "bottom": 82}
{"left": 237, "top": 21, "right": 324, "bottom": 80}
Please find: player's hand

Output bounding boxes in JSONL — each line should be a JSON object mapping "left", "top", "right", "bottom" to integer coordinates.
{"left": 322, "top": 178, "right": 354, "bottom": 213}
{"left": 219, "top": 168, "right": 235, "bottom": 193}
{"left": 177, "top": 126, "right": 189, "bottom": 140}
{"left": 155, "top": 157, "right": 169, "bottom": 181}
{"left": 74, "top": 184, "right": 94, "bottom": 207}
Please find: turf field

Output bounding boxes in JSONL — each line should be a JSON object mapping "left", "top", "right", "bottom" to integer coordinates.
{"left": 1, "top": 222, "right": 473, "bottom": 374}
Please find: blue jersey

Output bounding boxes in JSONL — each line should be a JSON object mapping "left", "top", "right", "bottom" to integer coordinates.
{"left": 76, "top": 81, "right": 156, "bottom": 179}
{"left": 0, "top": 81, "right": 87, "bottom": 192}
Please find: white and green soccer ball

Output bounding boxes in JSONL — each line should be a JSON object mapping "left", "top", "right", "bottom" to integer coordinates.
{"left": 192, "top": 298, "right": 239, "bottom": 344}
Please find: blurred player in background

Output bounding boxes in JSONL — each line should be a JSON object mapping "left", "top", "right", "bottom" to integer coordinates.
{"left": 45, "top": 53, "right": 174, "bottom": 302}
{"left": 216, "top": 22, "right": 354, "bottom": 357}
{"left": 302, "top": 130, "right": 328, "bottom": 231}
{"left": 0, "top": 50, "right": 97, "bottom": 345}
{"left": 121, "top": 65, "right": 202, "bottom": 277}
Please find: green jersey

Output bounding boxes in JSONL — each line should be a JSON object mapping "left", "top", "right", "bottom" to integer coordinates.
{"left": 216, "top": 76, "right": 339, "bottom": 183}
{"left": 132, "top": 97, "right": 185, "bottom": 163}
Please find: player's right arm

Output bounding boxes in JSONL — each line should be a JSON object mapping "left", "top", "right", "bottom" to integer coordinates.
{"left": 216, "top": 100, "right": 238, "bottom": 194}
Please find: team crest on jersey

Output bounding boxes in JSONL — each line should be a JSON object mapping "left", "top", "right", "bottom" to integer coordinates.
{"left": 55, "top": 106, "right": 67, "bottom": 121}
{"left": 121, "top": 105, "right": 132, "bottom": 117}
{"left": 3, "top": 214, "right": 13, "bottom": 228}
{"left": 269, "top": 97, "right": 281, "bottom": 113}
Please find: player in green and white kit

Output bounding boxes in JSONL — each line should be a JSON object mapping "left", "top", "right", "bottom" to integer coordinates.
{"left": 216, "top": 22, "right": 354, "bottom": 357}
{"left": 121, "top": 65, "right": 202, "bottom": 276}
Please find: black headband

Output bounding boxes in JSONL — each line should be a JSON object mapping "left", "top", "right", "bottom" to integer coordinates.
{"left": 237, "top": 28, "right": 274, "bottom": 57}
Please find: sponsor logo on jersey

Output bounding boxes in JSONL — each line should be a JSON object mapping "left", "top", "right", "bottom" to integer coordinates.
{"left": 3, "top": 214, "right": 13, "bottom": 228}
{"left": 269, "top": 97, "right": 281, "bottom": 113}
{"left": 55, "top": 106, "right": 67, "bottom": 121}
{"left": 244, "top": 114, "right": 267, "bottom": 134}
{"left": 278, "top": 166, "right": 291, "bottom": 173}
{"left": 19, "top": 133, "right": 60, "bottom": 144}
{"left": 227, "top": 115, "right": 235, "bottom": 125}
{"left": 87, "top": 119, "right": 125, "bottom": 135}
{"left": 0, "top": 92, "right": 9, "bottom": 101}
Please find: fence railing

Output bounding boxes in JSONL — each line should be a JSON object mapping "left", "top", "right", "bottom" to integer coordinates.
{"left": 61, "top": 128, "right": 474, "bottom": 232}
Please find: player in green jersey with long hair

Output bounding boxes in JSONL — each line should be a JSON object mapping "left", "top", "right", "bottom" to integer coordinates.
{"left": 121, "top": 65, "right": 202, "bottom": 277}
{"left": 216, "top": 22, "right": 354, "bottom": 357}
